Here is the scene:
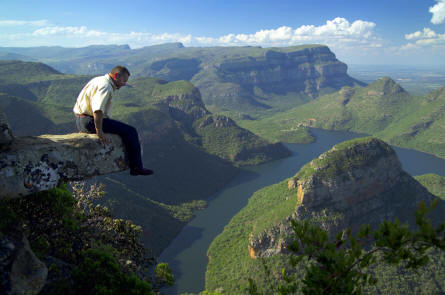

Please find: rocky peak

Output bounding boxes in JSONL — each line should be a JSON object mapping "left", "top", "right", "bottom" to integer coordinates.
{"left": 291, "top": 137, "right": 400, "bottom": 211}
{"left": 155, "top": 86, "right": 210, "bottom": 122}
{"left": 369, "top": 77, "right": 406, "bottom": 96}
{"left": 249, "top": 137, "right": 435, "bottom": 258}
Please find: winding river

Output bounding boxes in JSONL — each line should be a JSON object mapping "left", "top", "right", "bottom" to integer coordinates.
{"left": 160, "top": 129, "right": 445, "bottom": 294}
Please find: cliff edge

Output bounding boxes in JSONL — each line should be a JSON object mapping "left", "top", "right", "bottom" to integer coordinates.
{"left": 0, "top": 111, "right": 128, "bottom": 199}
{"left": 249, "top": 137, "right": 435, "bottom": 258}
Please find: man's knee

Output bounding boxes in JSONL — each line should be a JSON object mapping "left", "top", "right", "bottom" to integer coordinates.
{"left": 126, "top": 125, "right": 138, "bottom": 138}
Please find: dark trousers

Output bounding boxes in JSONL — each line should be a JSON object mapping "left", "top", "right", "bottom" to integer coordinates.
{"left": 76, "top": 116, "right": 143, "bottom": 169}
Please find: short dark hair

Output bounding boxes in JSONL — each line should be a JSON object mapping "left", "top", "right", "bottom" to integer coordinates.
{"left": 110, "top": 65, "right": 130, "bottom": 76}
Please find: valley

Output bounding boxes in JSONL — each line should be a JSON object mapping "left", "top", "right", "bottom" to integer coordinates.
{"left": 1, "top": 43, "right": 444, "bottom": 294}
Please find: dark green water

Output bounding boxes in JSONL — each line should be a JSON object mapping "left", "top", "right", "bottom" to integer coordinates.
{"left": 160, "top": 129, "right": 445, "bottom": 294}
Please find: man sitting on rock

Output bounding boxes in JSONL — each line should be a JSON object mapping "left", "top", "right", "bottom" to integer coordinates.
{"left": 73, "top": 65, "right": 153, "bottom": 176}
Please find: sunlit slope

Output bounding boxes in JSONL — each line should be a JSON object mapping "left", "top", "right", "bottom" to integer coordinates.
{"left": 205, "top": 138, "right": 445, "bottom": 294}
{"left": 240, "top": 77, "right": 445, "bottom": 159}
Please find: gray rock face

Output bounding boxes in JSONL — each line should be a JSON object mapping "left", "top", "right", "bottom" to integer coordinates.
{"left": 249, "top": 138, "right": 435, "bottom": 258}
{"left": 216, "top": 46, "right": 359, "bottom": 96}
{"left": 0, "top": 228, "right": 48, "bottom": 295}
{"left": 0, "top": 133, "right": 128, "bottom": 199}
{"left": 0, "top": 111, "right": 13, "bottom": 146}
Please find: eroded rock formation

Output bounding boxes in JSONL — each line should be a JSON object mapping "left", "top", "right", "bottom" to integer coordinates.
{"left": 249, "top": 137, "right": 435, "bottom": 258}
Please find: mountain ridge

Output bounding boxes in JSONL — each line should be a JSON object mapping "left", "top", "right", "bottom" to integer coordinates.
{"left": 205, "top": 137, "right": 445, "bottom": 294}
{"left": 0, "top": 44, "right": 365, "bottom": 117}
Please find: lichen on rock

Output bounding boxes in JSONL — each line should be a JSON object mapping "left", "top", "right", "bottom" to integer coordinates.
{"left": 0, "top": 133, "right": 129, "bottom": 199}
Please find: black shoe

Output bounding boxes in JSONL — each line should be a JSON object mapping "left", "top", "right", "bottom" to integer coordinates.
{"left": 130, "top": 167, "right": 154, "bottom": 176}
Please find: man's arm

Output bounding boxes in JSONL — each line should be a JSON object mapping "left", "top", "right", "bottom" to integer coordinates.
{"left": 93, "top": 110, "right": 111, "bottom": 145}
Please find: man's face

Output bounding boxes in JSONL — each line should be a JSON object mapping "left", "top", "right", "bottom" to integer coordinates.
{"left": 114, "top": 72, "right": 129, "bottom": 89}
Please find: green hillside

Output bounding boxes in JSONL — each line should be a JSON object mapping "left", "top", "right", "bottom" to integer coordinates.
{"left": 0, "top": 60, "right": 290, "bottom": 254}
{"left": 1, "top": 44, "right": 364, "bottom": 118}
{"left": 414, "top": 173, "right": 445, "bottom": 200}
{"left": 205, "top": 139, "right": 445, "bottom": 294}
{"left": 238, "top": 78, "right": 445, "bottom": 160}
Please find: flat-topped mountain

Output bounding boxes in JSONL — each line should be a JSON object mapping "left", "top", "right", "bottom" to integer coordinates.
{"left": 0, "top": 44, "right": 365, "bottom": 116}
{"left": 206, "top": 137, "right": 444, "bottom": 294}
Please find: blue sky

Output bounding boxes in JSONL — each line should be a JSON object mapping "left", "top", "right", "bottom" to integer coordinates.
{"left": 1, "top": 0, "right": 445, "bottom": 66}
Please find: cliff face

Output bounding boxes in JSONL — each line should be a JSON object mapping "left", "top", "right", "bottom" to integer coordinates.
{"left": 249, "top": 137, "right": 435, "bottom": 258}
{"left": 193, "top": 45, "right": 365, "bottom": 113}
{"left": 216, "top": 46, "right": 355, "bottom": 95}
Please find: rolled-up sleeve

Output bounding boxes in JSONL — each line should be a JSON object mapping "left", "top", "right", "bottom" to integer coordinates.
{"left": 90, "top": 84, "right": 111, "bottom": 113}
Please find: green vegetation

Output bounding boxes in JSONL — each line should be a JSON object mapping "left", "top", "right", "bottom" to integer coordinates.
{"left": 205, "top": 183, "right": 445, "bottom": 294}
{"left": 415, "top": 174, "right": 445, "bottom": 200}
{"left": 0, "top": 59, "right": 292, "bottom": 254}
{"left": 1, "top": 44, "right": 362, "bottom": 119}
{"left": 237, "top": 77, "right": 445, "bottom": 162}
{"left": 204, "top": 140, "right": 445, "bottom": 294}
{"left": 69, "top": 247, "right": 154, "bottom": 295}
{"left": 248, "top": 201, "right": 445, "bottom": 295}
{"left": 194, "top": 114, "right": 290, "bottom": 166}
{"left": 205, "top": 179, "right": 299, "bottom": 293}
{"left": 0, "top": 184, "right": 176, "bottom": 294}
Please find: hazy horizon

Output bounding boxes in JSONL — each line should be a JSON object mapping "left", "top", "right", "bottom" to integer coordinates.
{"left": 1, "top": 0, "right": 445, "bottom": 67}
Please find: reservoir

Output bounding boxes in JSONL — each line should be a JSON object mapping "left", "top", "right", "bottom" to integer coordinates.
{"left": 159, "top": 129, "right": 445, "bottom": 294}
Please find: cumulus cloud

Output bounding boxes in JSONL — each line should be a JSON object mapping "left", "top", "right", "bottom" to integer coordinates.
{"left": 0, "top": 18, "right": 381, "bottom": 59}
{"left": 430, "top": 0, "right": 445, "bottom": 24}
{"left": 402, "top": 27, "right": 445, "bottom": 51}
{"left": 405, "top": 28, "right": 438, "bottom": 40}
{"left": 193, "top": 17, "right": 378, "bottom": 49}
{"left": 0, "top": 19, "right": 49, "bottom": 27}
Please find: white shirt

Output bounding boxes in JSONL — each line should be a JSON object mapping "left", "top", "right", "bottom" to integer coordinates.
{"left": 73, "top": 74, "right": 116, "bottom": 118}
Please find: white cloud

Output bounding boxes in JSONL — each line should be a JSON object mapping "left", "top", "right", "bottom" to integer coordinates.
{"left": 0, "top": 18, "right": 383, "bottom": 63}
{"left": 0, "top": 20, "right": 50, "bottom": 27}
{"left": 191, "top": 18, "right": 377, "bottom": 49}
{"left": 404, "top": 27, "right": 445, "bottom": 49}
{"left": 0, "top": 17, "right": 377, "bottom": 50}
{"left": 405, "top": 28, "right": 438, "bottom": 40}
{"left": 32, "top": 26, "right": 106, "bottom": 37}
{"left": 430, "top": 0, "right": 445, "bottom": 24}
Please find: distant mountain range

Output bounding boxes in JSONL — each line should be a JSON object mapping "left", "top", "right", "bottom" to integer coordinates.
{"left": 0, "top": 43, "right": 364, "bottom": 116}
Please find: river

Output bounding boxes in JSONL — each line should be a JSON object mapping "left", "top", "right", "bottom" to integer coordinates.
{"left": 159, "top": 129, "right": 445, "bottom": 294}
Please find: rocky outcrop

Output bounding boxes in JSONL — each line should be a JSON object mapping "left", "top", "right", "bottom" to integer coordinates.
{"left": 0, "top": 132, "right": 128, "bottom": 199}
{"left": 0, "top": 111, "right": 13, "bottom": 147}
{"left": 155, "top": 87, "right": 210, "bottom": 123}
{"left": 215, "top": 46, "right": 363, "bottom": 97}
{"left": 249, "top": 137, "right": 435, "bottom": 258}
{"left": 0, "top": 227, "right": 48, "bottom": 295}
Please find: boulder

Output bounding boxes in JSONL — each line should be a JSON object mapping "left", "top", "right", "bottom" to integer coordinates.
{"left": 0, "top": 228, "right": 48, "bottom": 295}
{"left": 0, "top": 133, "right": 128, "bottom": 199}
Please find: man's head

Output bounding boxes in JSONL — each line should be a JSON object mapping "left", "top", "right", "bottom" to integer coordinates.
{"left": 109, "top": 65, "right": 130, "bottom": 89}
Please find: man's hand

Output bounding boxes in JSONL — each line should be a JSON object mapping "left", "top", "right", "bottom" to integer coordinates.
{"left": 93, "top": 110, "right": 111, "bottom": 146}
{"left": 96, "top": 129, "right": 111, "bottom": 145}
